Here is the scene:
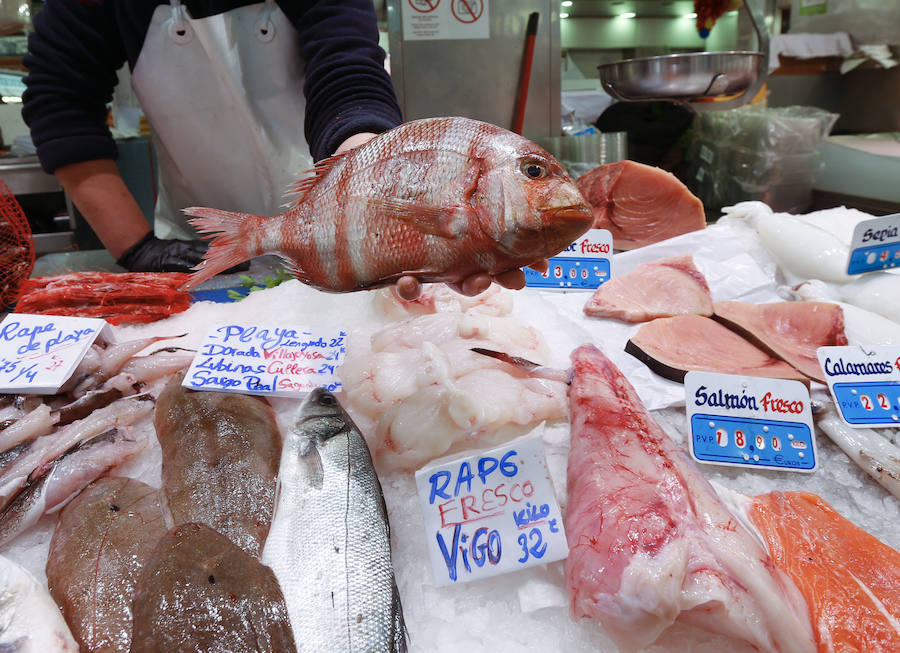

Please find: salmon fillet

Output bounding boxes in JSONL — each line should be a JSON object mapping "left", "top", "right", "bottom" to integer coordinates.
{"left": 748, "top": 492, "right": 900, "bottom": 652}
{"left": 576, "top": 160, "right": 706, "bottom": 250}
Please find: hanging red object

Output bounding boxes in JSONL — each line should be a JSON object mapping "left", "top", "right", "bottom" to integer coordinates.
{"left": 0, "top": 178, "right": 35, "bottom": 309}
{"left": 512, "top": 12, "right": 540, "bottom": 135}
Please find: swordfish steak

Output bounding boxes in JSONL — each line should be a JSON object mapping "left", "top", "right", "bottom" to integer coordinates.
{"left": 712, "top": 301, "right": 848, "bottom": 384}
{"left": 576, "top": 160, "right": 706, "bottom": 250}
{"left": 626, "top": 315, "right": 810, "bottom": 383}
{"left": 583, "top": 254, "right": 713, "bottom": 321}
{"left": 566, "top": 344, "right": 815, "bottom": 653}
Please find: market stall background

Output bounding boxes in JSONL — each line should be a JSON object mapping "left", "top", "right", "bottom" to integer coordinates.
{"left": 3, "top": 215, "right": 898, "bottom": 652}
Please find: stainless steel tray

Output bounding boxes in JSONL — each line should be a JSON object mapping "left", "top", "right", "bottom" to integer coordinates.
{"left": 597, "top": 2, "right": 769, "bottom": 112}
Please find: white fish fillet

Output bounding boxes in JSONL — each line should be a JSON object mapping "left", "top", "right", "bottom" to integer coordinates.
{"left": 0, "top": 405, "right": 56, "bottom": 453}
{"left": 818, "top": 408, "right": 900, "bottom": 500}
{"left": 341, "top": 313, "right": 567, "bottom": 471}
{"left": 0, "top": 554, "right": 78, "bottom": 651}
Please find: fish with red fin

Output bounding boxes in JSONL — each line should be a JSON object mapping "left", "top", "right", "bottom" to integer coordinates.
{"left": 183, "top": 117, "right": 593, "bottom": 291}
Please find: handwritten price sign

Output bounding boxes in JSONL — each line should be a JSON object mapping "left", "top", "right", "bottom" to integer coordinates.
{"left": 183, "top": 324, "right": 347, "bottom": 397}
{"left": 0, "top": 314, "right": 109, "bottom": 394}
{"left": 415, "top": 436, "right": 567, "bottom": 587}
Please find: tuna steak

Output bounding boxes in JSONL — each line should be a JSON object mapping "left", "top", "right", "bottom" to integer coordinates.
{"left": 626, "top": 315, "right": 810, "bottom": 383}
{"left": 583, "top": 254, "right": 713, "bottom": 321}
{"left": 154, "top": 371, "right": 281, "bottom": 557}
{"left": 566, "top": 344, "right": 815, "bottom": 653}
{"left": 575, "top": 160, "right": 706, "bottom": 249}
{"left": 183, "top": 116, "right": 594, "bottom": 290}
{"left": 46, "top": 477, "right": 166, "bottom": 653}
{"left": 712, "top": 301, "right": 848, "bottom": 383}
{"left": 130, "top": 523, "right": 296, "bottom": 653}
{"left": 746, "top": 491, "right": 900, "bottom": 652}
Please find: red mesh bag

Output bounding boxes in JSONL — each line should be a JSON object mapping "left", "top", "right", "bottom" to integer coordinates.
{"left": 0, "top": 179, "right": 35, "bottom": 309}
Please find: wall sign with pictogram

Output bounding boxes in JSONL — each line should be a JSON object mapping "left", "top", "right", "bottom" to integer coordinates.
{"left": 402, "top": 0, "right": 490, "bottom": 40}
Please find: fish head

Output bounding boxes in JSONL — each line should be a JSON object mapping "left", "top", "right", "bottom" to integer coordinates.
{"left": 297, "top": 387, "right": 350, "bottom": 446}
{"left": 471, "top": 134, "right": 593, "bottom": 264}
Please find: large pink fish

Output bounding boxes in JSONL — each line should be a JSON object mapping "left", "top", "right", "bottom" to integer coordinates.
{"left": 182, "top": 117, "right": 593, "bottom": 290}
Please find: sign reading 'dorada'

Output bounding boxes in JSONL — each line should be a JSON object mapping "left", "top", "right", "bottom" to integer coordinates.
{"left": 0, "top": 313, "right": 110, "bottom": 394}
{"left": 685, "top": 371, "right": 817, "bottom": 472}
{"left": 415, "top": 436, "right": 567, "bottom": 587}
{"left": 817, "top": 346, "right": 900, "bottom": 428}
{"left": 183, "top": 324, "right": 346, "bottom": 397}
{"left": 847, "top": 213, "right": 900, "bottom": 274}
{"left": 525, "top": 229, "right": 612, "bottom": 290}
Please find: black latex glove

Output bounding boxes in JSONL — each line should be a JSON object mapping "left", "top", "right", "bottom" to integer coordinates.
{"left": 116, "top": 232, "right": 250, "bottom": 274}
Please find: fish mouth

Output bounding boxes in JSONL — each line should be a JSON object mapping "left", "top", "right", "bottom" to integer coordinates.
{"left": 543, "top": 204, "right": 594, "bottom": 223}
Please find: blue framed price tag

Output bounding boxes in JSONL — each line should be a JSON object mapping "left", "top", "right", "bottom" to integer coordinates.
{"left": 525, "top": 229, "right": 612, "bottom": 290}
{"left": 817, "top": 346, "right": 900, "bottom": 428}
{"left": 847, "top": 214, "right": 900, "bottom": 275}
{"left": 684, "top": 371, "right": 817, "bottom": 473}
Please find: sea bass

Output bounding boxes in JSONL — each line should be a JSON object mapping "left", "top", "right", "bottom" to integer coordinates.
{"left": 261, "top": 389, "right": 407, "bottom": 652}
{"left": 183, "top": 117, "right": 593, "bottom": 290}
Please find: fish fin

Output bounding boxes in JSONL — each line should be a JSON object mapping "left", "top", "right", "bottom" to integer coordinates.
{"left": 363, "top": 198, "right": 468, "bottom": 239}
{"left": 299, "top": 441, "right": 324, "bottom": 489}
{"left": 181, "top": 208, "right": 266, "bottom": 289}
{"left": 287, "top": 151, "right": 349, "bottom": 207}
{"left": 279, "top": 255, "right": 318, "bottom": 288}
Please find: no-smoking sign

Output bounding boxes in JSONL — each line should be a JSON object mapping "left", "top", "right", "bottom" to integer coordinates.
{"left": 408, "top": 0, "right": 439, "bottom": 13}
{"left": 451, "top": 0, "right": 483, "bottom": 23}
{"left": 402, "top": 0, "right": 489, "bottom": 40}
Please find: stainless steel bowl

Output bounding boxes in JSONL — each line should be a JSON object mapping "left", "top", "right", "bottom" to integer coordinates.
{"left": 598, "top": 51, "right": 764, "bottom": 101}
{"left": 596, "top": 0, "right": 770, "bottom": 113}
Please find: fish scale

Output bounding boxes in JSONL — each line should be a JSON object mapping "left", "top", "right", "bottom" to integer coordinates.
{"left": 262, "top": 389, "right": 407, "bottom": 652}
{"left": 184, "top": 117, "right": 593, "bottom": 292}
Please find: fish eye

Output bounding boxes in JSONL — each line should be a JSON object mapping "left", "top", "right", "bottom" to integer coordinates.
{"left": 319, "top": 393, "right": 337, "bottom": 406}
{"left": 520, "top": 160, "right": 547, "bottom": 180}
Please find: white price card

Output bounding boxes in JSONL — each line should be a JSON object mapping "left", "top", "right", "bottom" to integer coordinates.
{"left": 524, "top": 228, "right": 612, "bottom": 290}
{"left": 685, "top": 371, "right": 817, "bottom": 472}
{"left": 182, "top": 324, "right": 346, "bottom": 397}
{"left": 817, "top": 346, "right": 900, "bottom": 428}
{"left": 415, "top": 436, "right": 567, "bottom": 587}
{"left": 0, "top": 314, "right": 110, "bottom": 394}
{"left": 847, "top": 213, "right": 900, "bottom": 274}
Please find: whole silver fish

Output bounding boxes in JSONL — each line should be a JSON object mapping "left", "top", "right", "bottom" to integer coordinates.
{"left": 261, "top": 389, "right": 407, "bottom": 652}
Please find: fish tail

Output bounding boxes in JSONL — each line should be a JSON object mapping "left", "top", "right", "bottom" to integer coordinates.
{"left": 181, "top": 208, "right": 268, "bottom": 289}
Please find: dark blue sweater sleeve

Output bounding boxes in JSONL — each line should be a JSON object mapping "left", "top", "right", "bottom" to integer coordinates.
{"left": 22, "top": 0, "right": 127, "bottom": 174}
{"left": 284, "top": 0, "right": 403, "bottom": 161}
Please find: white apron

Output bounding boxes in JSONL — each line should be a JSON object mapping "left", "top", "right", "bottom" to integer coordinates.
{"left": 131, "top": 0, "right": 313, "bottom": 239}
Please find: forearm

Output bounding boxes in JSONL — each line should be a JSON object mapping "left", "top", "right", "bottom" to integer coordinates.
{"left": 55, "top": 160, "right": 151, "bottom": 259}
